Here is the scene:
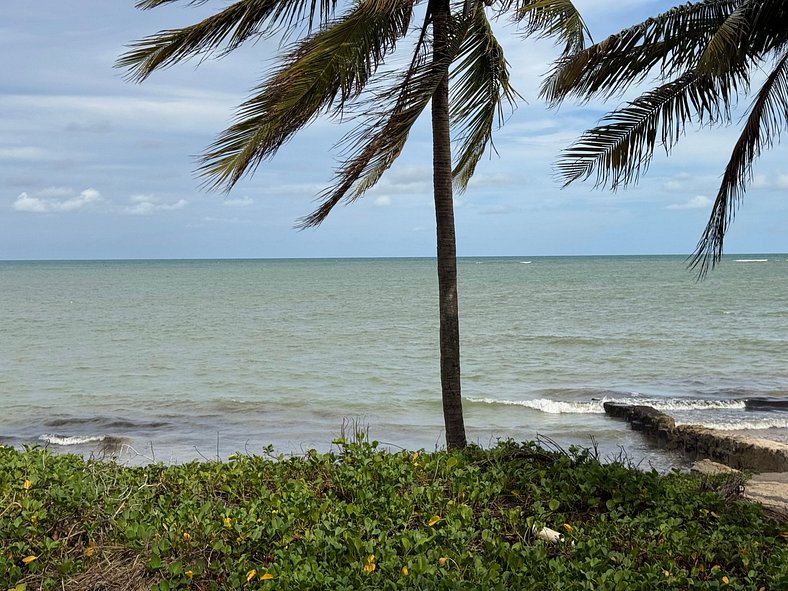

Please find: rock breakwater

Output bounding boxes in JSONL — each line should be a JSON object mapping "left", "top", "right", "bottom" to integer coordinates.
{"left": 604, "top": 402, "right": 788, "bottom": 473}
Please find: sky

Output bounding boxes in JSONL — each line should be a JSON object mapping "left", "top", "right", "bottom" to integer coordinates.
{"left": 2, "top": 0, "right": 786, "bottom": 260}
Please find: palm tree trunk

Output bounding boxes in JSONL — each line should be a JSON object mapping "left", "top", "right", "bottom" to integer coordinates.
{"left": 431, "top": 0, "right": 467, "bottom": 449}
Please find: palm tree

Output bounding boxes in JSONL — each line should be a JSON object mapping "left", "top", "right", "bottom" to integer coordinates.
{"left": 118, "top": 0, "right": 587, "bottom": 449}
{"left": 542, "top": 0, "right": 788, "bottom": 276}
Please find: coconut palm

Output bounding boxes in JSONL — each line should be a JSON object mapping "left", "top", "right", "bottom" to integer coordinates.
{"left": 118, "top": 0, "right": 587, "bottom": 448}
{"left": 542, "top": 0, "right": 788, "bottom": 275}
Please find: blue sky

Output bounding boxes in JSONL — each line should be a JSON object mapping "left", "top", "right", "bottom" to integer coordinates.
{"left": 2, "top": 0, "right": 786, "bottom": 260}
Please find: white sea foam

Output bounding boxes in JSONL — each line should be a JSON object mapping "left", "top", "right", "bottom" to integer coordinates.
{"left": 675, "top": 418, "right": 788, "bottom": 431}
{"left": 39, "top": 434, "right": 105, "bottom": 446}
{"left": 735, "top": 259, "right": 768, "bottom": 262}
{"left": 467, "top": 397, "right": 747, "bottom": 414}
{"left": 650, "top": 399, "right": 746, "bottom": 411}
{"left": 466, "top": 397, "right": 610, "bottom": 414}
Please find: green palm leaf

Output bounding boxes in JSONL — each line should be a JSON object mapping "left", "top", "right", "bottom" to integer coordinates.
{"left": 450, "top": 4, "right": 518, "bottom": 190}
{"left": 514, "top": 0, "right": 589, "bottom": 55}
{"left": 118, "top": 0, "right": 341, "bottom": 80}
{"left": 196, "top": 0, "right": 416, "bottom": 192}
{"left": 548, "top": 0, "right": 788, "bottom": 273}
{"left": 692, "top": 49, "right": 788, "bottom": 275}
{"left": 556, "top": 71, "right": 744, "bottom": 189}
{"left": 298, "top": 9, "right": 461, "bottom": 227}
{"left": 542, "top": 0, "right": 739, "bottom": 103}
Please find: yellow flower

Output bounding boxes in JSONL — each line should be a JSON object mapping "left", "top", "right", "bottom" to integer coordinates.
{"left": 246, "top": 569, "right": 257, "bottom": 582}
{"left": 428, "top": 515, "right": 441, "bottom": 527}
{"left": 363, "top": 554, "right": 376, "bottom": 574}
{"left": 185, "top": 570, "right": 193, "bottom": 579}
{"left": 722, "top": 576, "right": 730, "bottom": 585}
{"left": 22, "top": 555, "right": 37, "bottom": 565}
{"left": 85, "top": 541, "right": 96, "bottom": 557}
{"left": 23, "top": 479, "right": 32, "bottom": 491}
{"left": 438, "top": 557, "right": 449, "bottom": 566}
{"left": 223, "top": 517, "right": 232, "bottom": 528}
{"left": 562, "top": 523, "right": 573, "bottom": 533}
{"left": 411, "top": 451, "right": 419, "bottom": 462}
{"left": 663, "top": 570, "right": 670, "bottom": 577}
{"left": 401, "top": 566, "right": 409, "bottom": 576}
{"left": 260, "top": 573, "right": 274, "bottom": 581}
{"left": 182, "top": 532, "right": 191, "bottom": 542}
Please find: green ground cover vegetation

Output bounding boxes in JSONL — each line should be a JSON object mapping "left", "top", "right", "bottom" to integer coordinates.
{"left": 1, "top": 438, "right": 785, "bottom": 590}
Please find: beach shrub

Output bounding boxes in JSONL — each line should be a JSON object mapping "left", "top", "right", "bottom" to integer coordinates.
{"left": 0, "top": 440, "right": 785, "bottom": 590}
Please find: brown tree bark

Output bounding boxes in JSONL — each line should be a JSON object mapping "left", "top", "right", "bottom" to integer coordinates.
{"left": 431, "top": 0, "right": 467, "bottom": 449}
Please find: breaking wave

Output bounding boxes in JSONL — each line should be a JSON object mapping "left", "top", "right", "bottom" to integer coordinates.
{"left": 39, "top": 434, "right": 106, "bottom": 446}
{"left": 466, "top": 396, "right": 748, "bottom": 415}
{"left": 675, "top": 418, "right": 788, "bottom": 431}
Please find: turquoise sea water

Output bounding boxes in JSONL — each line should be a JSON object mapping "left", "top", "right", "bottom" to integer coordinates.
{"left": 1, "top": 255, "right": 786, "bottom": 469}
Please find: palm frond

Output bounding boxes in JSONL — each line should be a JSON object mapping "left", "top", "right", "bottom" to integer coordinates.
{"left": 196, "top": 0, "right": 416, "bottom": 192}
{"left": 450, "top": 4, "right": 518, "bottom": 190}
{"left": 691, "top": 49, "right": 788, "bottom": 275}
{"left": 515, "top": 0, "right": 589, "bottom": 55}
{"left": 298, "top": 7, "right": 477, "bottom": 227}
{"left": 296, "top": 19, "right": 439, "bottom": 227}
{"left": 542, "top": 0, "right": 738, "bottom": 103}
{"left": 118, "top": 0, "right": 341, "bottom": 80}
{"left": 556, "top": 71, "right": 742, "bottom": 189}
{"left": 695, "top": 0, "right": 753, "bottom": 76}
{"left": 747, "top": 0, "right": 788, "bottom": 54}
{"left": 135, "top": 0, "right": 209, "bottom": 8}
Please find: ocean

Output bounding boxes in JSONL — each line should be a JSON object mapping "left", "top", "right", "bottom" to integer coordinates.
{"left": 1, "top": 255, "right": 786, "bottom": 470}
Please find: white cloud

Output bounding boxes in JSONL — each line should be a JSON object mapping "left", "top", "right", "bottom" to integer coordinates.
{"left": 223, "top": 196, "right": 254, "bottom": 207}
{"left": 38, "top": 186, "right": 77, "bottom": 199}
{"left": 667, "top": 195, "right": 711, "bottom": 210}
{"left": 374, "top": 195, "right": 391, "bottom": 207}
{"left": 2, "top": 92, "right": 237, "bottom": 134}
{"left": 13, "top": 188, "right": 101, "bottom": 213}
{"left": 123, "top": 195, "right": 187, "bottom": 215}
{"left": 661, "top": 172, "right": 694, "bottom": 193}
{"left": 753, "top": 174, "right": 788, "bottom": 190}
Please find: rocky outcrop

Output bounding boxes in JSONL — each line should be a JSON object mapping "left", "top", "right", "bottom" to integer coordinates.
{"left": 604, "top": 402, "right": 788, "bottom": 473}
